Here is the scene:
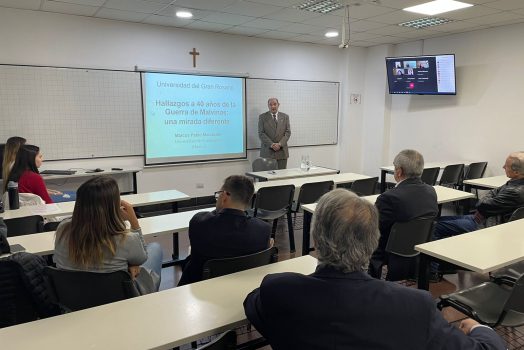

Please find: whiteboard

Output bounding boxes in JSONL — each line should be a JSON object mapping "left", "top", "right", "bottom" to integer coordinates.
{"left": 0, "top": 65, "right": 143, "bottom": 160}
{"left": 246, "top": 78, "right": 339, "bottom": 149}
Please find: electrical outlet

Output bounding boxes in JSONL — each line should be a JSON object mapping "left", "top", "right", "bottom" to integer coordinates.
{"left": 196, "top": 183, "right": 204, "bottom": 189}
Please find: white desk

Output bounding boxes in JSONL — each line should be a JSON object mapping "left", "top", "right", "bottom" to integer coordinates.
{"left": 41, "top": 167, "right": 142, "bottom": 194}
{"left": 463, "top": 175, "right": 508, "bottom": 190}
{"left": 379, "top": 162, "right": 473, "bottom": 193}
{"left": 0, "top": 189, "right": 190, "bottom": 221}
{"left": 6, "top": 208, "right": 213, "bottom": 256}
{"left": 300, "top": 186, "right": 475, "bottom": 256}
{"left": 0, "top": 255, "right": 318, "bottom": 350}
{"left": 415, "top": 219, "right": 524, "bottom": 290}
{"left": 254, "top": 172, "right": 370, "bottom": 196}
{"left": 246, "top": 166, "right": 338, "bottom": 181}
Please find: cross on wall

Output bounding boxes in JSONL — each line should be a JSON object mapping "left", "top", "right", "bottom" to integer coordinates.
{"left": 189, "top": 48, "right": 200, "bottom": 68}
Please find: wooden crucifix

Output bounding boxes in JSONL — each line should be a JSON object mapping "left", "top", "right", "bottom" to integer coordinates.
{"left": 189, "top": 48, "right": 200, "bottom": 68}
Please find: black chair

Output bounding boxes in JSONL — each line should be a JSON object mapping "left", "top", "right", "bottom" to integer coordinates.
{"left": 464, "top": 162, "right": 488, "bottom": 181}
{"left": 438, "top": 274, "right": 524, "bottom": 328}
{"left": 251, "top": 185, "right": 295, "bottom": 252}
{"left": 197, "top": 330, "right": 237, "bottom": 350}
{"left": 252, "top": 158, "right": 277, "bottom": 172}
{"left": 420, "top": 167, "right": 440, "bottom": 186}
{"left": 488, "top": 207, "right": 524, "bottom": 284}
{"left": 439, "top": 164, "right": 464, "bottom": 189}
{"left": 0, "top": 260, "right": 39, "bottom": 328}
{"left": 292, "top": 180, "right": 334, "bottom": 216}
{"left": 203, "top": 247, "right": 278, "bottom": 280}
{"left": 4, "top": 215, "right": 44, "bottom": 237}
{"left": 371, "top": 217, "right": 435, "bottom": 281}
{"left": 350, "top": 177, "right": 378, "bottom": 196}
{"left": 44, "top": 267, "right": 139, "bottom": 312}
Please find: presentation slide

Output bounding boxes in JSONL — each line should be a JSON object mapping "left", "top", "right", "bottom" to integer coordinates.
{"left": 142, "top": 72, "right": 246, "bottom": 165}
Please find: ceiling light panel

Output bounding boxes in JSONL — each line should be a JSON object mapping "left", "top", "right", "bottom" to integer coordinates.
{"left": 294, "top": 0, "right": 344, "bottom": 14}
{"left": 404, "top": 0, "right": 473, "bottom": 16}
{"left": 399, "top": 17, "right": 453, "bottom": 28}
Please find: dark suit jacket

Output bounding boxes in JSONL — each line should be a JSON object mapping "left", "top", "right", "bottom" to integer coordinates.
{"left": 375, "top": 177, "right": 438, "bottom": 256}
{"left": 258, "top": 111, "right": 291, "bottom": 159}
{"left": 244, "top": 265, "right": 506, "bottom": 350}
{"left": 178, "top": 208, "right": 271, "bottom": 285}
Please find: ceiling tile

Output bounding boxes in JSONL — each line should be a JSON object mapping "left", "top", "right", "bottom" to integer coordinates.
{"left": 374, "top": 0, "right": 432, "bottom": 10}
{"left": 103, "top": 0, "right": 166, "bottom": 14}
{"left": 0, "top": 0, "right": 41, "bottom": 10}
{"left": 482, "top": 0, "right": 524, "bottom": 10}
{"left": 350, "top": 20, "right": 388, "bottom": 32}
{"left": 246, "top": 0, "right": 296, "bottom": 6}
{"left": 48, "top": 0, "right": 105, "bottom": 6}
{"left": 465, "top": 11, "right": 524, "bottom": 25}
{"left": 222, "top": 1, "right": 285, "bottom": 17}
{"left": 201, "top": 12, "right": 255, "bottom": 25}
{"left": 292, "top": 34, "right": 320, "bottom": 43}
{"left": 429, "top": 20, "right": 489, "bottom": 32}
{"left": 170, "top": 0, "right": 237, "bottom": 11}
{"left": 366, "top": 24, "right": 416, "bottom": 35}
{"left": 329, "top": 3, "right": 396, "bottom": 19}
{"left": 241, "top": 18, "right": 289, "bottom": 30}
{"left": 264, "top": 7, "right": 320, "bottom": 22}
{"left": 367, "top": 35, "right": 412, "bottom": 44}
{"left": 349, "top": 40, "right": 378, "bottom": 47}
{"left": 95, "top": 7, "right": 149, "bottom": 22}
{"left": 144, "top": 0, "right": 173, "bottom": 4}
{"left": 367, "top": 9, "right": 423, "bottom": 25}
{"left": 442, "top": 4, "right": 503, "bottom": 20}
{"left": 303, "top": 14, "right": 344, "bottom": 27}
{"left": 350, "top": 31, "right": 382, "bottom": 40}
{"left": 42, "top": 1, "right": 98, "bottom": 16}
{"left": 394, "top": 28, "right": 445, "bottom": 38}
{"left": 221, "top": 26, "right": 269, "bottom": 36}
{"left": 276, "top": 22, "right": 322, "bottom": 34}
{"left": 185, "top": 20, "right": 232, "bottom": 32}
{"left": 141, "top": 14, "right": 194, "bottom": 27}
{"left": 256, "top": 30, "right": 301, "bottom": 40}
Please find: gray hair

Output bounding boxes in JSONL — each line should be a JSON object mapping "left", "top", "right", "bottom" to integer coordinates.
{"left": 267, "top": 97, "right": 279, "bottom": 105}
{"left": 312, "top": 189, "right": 379, "bottom": 273}
{"left": 509, "top": 152, "right": 524, "bottom": 174}
{"left": 393, "top": 149, "right": 424, "bottom": 177}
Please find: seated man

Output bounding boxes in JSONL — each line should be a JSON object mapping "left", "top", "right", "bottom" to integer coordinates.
{"left": 178, "top": 175, "right": 271, "bottom": 286}
{"left": 244, "top": 189, "right": 506, "bottom": 350}
{"left": 435, "top": 151, "right": 524, "bottom": 239}
{"left": 369, "top": 149, "right": 438, "bottom": 280}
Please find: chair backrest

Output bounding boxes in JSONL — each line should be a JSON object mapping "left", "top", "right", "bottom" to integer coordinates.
{"left": 502, "top": 273, "right": 524, "bottom": 320}
{"left": 44, "top": 267, "right": 139, "bottom": 312}
{"left": 509, "top": 207, "right": 524, "bottom": 222}
{"left": 203, "top": 247, "right": 278, "bottom": 280}
{"left": 420, "top": 167, "right": 440, "bottom": 186}
{"left": 350, "top": 177, "right": 378, "bottom": 196}
{"left": 197, "top": 330, "right": 237, "bottom": 350}
{"left": 465, "top": 162, "right": 488, "bottom": 180}
{"left": 385, "top": 217, "right": 435, "bottom": 257}
{"left": 0, "top": 260, "right": 38, "bottom": 328}
{"left": 4, "top": 215, "right": 44, "bottom": 237}
{"left": 439, "top": 164, "right": 464, "bottom": 187}
{"left": 252, "top": 158, "right": 278, "bottom": 172}
{"left": 296, "top": 181, "right": 334, "bottom": 207}
{"left": 254, "top": 185, "right": 295, "bottom": 212}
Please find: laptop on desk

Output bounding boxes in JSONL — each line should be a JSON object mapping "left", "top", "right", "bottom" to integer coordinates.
{"left": 40, "top": 170, "right": 77, "bottom": 175}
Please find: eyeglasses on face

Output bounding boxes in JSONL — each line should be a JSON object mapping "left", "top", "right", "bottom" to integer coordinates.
{"left": 214, "top": 190, "right": 229, "bottom": 199}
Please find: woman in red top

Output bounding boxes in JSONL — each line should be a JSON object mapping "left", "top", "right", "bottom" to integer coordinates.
{"left": 8, "top": 145, "right": 53, "bottom": 204}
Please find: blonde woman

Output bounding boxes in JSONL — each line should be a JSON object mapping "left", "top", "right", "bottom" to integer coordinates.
{"left": 1, "top": 136, "right": 26, "bottom": 193}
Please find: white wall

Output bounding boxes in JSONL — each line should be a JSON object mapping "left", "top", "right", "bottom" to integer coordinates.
{"left": 0, "top": 8, "right": 362, "bottom": 196}
{"left": 365, "top": 24, "right": 524, "bottom": 178}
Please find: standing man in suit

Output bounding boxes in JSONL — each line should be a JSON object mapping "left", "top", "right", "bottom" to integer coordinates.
{"left": 258, "top": 98, "right": 291, "bottom": 169}
{"left": 244, "top": 189, "right": 506, "bottom": 350}
{"left": 369, "top": 149, "right": 439, "bottom": 280}
{"left": 178, "top": 175, "right": 271, "bottom": 285}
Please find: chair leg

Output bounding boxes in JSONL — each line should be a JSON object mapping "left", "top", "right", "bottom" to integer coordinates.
{"left": 272, "top": 219, "right": 278, "bottom": 234}
{"left": 286, "top": 212, "right": 295, "bottom": 253}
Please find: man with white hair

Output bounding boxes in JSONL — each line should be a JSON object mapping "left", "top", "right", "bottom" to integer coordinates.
{"left": 244, "top": 189, "right": 506, "bottom": 349}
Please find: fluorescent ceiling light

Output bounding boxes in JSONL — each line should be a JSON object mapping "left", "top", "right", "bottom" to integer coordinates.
{"left": 399, "top": 17, "right": 453, "bottom": 29}
{"left": 325, "top": 31, "right": 339, "bottom": 38}
{"left": 403, "top": 0, "right": 473, "bottom": 16}
{"left": 176, "top": 11, "right": 193, "bottom": 19}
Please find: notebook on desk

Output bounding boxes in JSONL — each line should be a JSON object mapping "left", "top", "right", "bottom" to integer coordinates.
{"left": 40, "top": 170, "right": 76, "bottom": 175}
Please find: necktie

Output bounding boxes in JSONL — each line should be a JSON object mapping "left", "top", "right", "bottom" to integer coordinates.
{"left": 272, "top": 114, "right": 277, "bottom": 127}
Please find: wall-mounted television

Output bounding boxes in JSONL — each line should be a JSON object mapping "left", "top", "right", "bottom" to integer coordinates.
{"left": 385, "top": 54, "right": 456, "bottom": 95}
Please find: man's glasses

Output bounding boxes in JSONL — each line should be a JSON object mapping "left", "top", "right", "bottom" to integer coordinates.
{"left": 214, "top": 190, "right": 229, "bottom": 199}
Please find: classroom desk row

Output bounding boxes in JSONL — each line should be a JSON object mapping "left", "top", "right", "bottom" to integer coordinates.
{"left": 7, "top": 208, "right": 213, "bottom": 256}
{"left": 246, "top": 165, "right": 339, "bottom": 181}
{"left": 0, "top": 255, "right": 318, "bottom": 350}
{"left": 0, "top": 189, "right": 190, "bottom": 221}
{"left": 300, "top": 185, "right": 476, "bottom": 256}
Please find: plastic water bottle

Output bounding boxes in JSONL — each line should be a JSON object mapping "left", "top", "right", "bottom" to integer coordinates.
{"left": 8, "top": 181, "right": 19, "bottom": 210}
{"left": 300, "top": 155, "right": 307, "bottom": 171}
{"left": 305, "top": 155, "right": 311, "bottom": 171}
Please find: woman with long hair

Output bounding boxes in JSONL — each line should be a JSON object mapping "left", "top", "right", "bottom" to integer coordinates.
{"left": 53, "top": 176, "right": 162, "bottom": 293}
{"left": 8, "top": 144, "right": 54, "bottom": 203}
{"left": 2, "top": 136, "right": 26, "bottom": 193}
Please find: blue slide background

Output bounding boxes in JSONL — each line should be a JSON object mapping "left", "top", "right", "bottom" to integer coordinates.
{"left": 143, "top": 73, "right": 245, "bottom": 163}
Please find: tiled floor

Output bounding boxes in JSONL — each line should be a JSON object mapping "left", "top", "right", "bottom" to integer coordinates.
{"left": 155, "top": 203, "right": 524, "bottom": 349}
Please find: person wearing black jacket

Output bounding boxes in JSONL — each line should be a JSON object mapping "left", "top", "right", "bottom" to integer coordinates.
{"left": 435, "top": 151, "right": 524, "bottom": 238}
